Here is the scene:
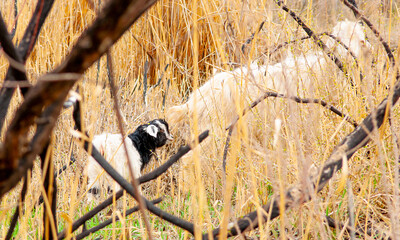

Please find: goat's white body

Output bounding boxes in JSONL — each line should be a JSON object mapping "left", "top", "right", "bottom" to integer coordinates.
{"left": 167, "top": 21, "right": 371, "bottom": 190}
{"left": 86, "top": 133, "right": 141, "bottom": 202}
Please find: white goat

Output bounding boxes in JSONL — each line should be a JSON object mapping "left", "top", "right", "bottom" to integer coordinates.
{"left": 167, "top": 20, "right": 372, "bottom": 190}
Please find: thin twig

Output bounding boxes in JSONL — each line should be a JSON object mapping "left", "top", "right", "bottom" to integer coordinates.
{"left": 40, "top": 143, "right": 58, "bottom": 240}
{"left": 57, "top": 99, "right": 208, "bottom": 238}
{"left": 226, "top": 91, "right": 358, "bottom": 130}
{"left": 150, "top": 63, "right": 169, "bottom": 90}
{"left": 205, "top": 71, "right": 400, "bottom": 239}
{"left": 241, "top": 21, "right": 265, "bottom": 53}
{"left": 162, "top": 79, "right": 170, "bottom": 110}
{"left": 340, "top": 0, "right": 395, "bottom": 66}
{"left": 222, "top": 90, "right": 357, "bottom": 181}
{"left": 0, "top": 0, "right": 159, "bottom": 199}
{"left": 222, "top": 127, "right": 233, "bottom": 173}
{"left": 275, "top": 0, "right": 354, "bottom": 86}
{"left": 10, "top": 0, "right": 18, "bottom": 39}
{"left": 5, "top": 173, "right": 28, "bottom": 240}
{"left": 106, "top": 51, "right": 154, "bottom": 240}
{"left": 265, "top": 32, "right": 359, "bottom": 66}
{"left": 74, "top": 198, "right": 163, "bottom": 240}
{"left": 143, "top": 60, "right": 149, "bottom": 105}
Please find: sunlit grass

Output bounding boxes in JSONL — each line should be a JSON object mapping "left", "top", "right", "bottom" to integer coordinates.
{"left": 1, "top": 0, "right": 399, "bottom": 239}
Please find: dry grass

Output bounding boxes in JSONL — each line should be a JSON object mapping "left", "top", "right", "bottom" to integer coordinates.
{"left": 1, "top": 0, "right": 400, "bottom": 239}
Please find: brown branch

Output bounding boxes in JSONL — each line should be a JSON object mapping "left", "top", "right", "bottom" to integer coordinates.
{"left": 222, "top": 90, "right": 357, "bottom": 181}
{"left": 0, "top": 13, "right": 28, "bottom": 131}
{"left": 265, "top": 32, "right": 359, "bottom": 66}
{"left": 56, "top": 98, "right": 208, "bottom": 239}
{"left": 74, "top": 198, "right": 163, "bottom": 240}
{"left": 10, "top": 0, "right": 18, "bottom": 39}
{"left": 5, "top": 173, "right": 28, "bottom": 240}
{"left": 205, "top": 71, "right": 400, "bottom": 240}
{"left": 106, "top": 51, "right": 154, "bottom": 240}
{"left": 0, "top": 0, "right": 158, "bottom": 198}
{"left": 0, "top": 0, "right": 55, "bottom": 130}
{"left": 275, "top": 0, "right": 355, "bottom": 86}
{"left": 18, "top": 0, "right": 55, "bottom": 62}
{"left": 241, "top": 21, "right": 265, "bottom": 53}
{"left": 340, "top": 0, "right": 395, "bottom": 66}
{"left": 226, "top": 91, "right": 358, "bottom": 131}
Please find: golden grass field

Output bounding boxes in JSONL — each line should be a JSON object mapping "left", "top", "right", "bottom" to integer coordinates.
{"left": 1, "top": 0, "right": 400, "bottom": 239}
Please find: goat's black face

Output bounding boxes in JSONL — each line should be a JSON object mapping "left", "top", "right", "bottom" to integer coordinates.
{"left": 144, "top": 119, "right": 173, "bottom": 147}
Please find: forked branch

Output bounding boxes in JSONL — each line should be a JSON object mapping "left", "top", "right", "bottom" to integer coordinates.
{"left": 206, "top": 65, "right": 400, "bottom": 240}
{"left": 341, "top": 0, "right": 395, "bottom": 66}
{"left": 0, "top": 0, "right": 55, "bottom": 130}
{"left": 0, "top": 0, "right": 159, "bottom": 199}
{"left": 275, "top": 0, "right": 356, "bottom": 86}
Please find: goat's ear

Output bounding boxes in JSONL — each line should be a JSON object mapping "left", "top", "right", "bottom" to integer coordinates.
{"left": 146, "top": 125, "right": 159, "bottom": 138}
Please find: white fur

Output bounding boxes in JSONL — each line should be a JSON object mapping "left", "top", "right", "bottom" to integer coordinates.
{"left": 86, "top": 133, "right": 141, "bottom": 202}
{"left": 167, "top": 21, "right": 372, "bottom": 189}
{"left": 169, "top": 21, "right": 370, "bottom": 128}
{"left": 154, "top": 120, "right": 174, "bottom": 140}
{"left": 146, "top": 125, "right": 159, "bottom": 138}
{"left": 328, "top": 19, "right": 371, "bottom": 58}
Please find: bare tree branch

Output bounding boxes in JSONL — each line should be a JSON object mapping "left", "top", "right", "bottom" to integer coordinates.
{"left": 226, "top": 91, "right": 358, "bottom": 131}
{"left": 0, "top": 0, "right": 55, "bottom": 131}
{"left": 40, "top": 144, "right": 58, "bottom": 240}
{"left": 17, "top": 0, "right": 55, "bottom": 61}
{"left": 106, "top": 51, "right": 154, "bottom": 240}
{"left": 205, "top": 73, "right": 400, "bottom": 240}
{"left": 265, "top": 32, "right": 359, "bottom": 66}
{"left": 5, "top": 173, "right": 28, "bottom": 240}
{"left": 222, "top": 90, "right": 357, "bottom": 173}
{"left": 74, "top": 198, "right": 163, "bottom": 240}
{"left": 56, "top": 98, "right": 208, "bottom": 238}
{"left": 10, "top": 0, "right": 18, "bottom": 39}
{"left": 275, "top": 0, "right": 356, "bottom": 86}
{"left": 340, "top": 0, "right": 395, "bottom": 66}
{"left": 0, "top": 14, "right": 23, "bottom": 67}
{"left": 0, "top": 0, "right": 158, "bottom": 199}
{"left": 241, "top": 21, "right": 265, "bottom": 53}
{"left": 0, "top": 13, "right": 28, "bottom": 131}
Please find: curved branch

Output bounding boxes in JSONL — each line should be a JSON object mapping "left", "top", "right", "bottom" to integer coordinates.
{"left": 5, "top": 173, "right": 28, "bottom": 240}
{"left": 340, "top": 0, "right": 395, "bottom": 66}
{"left": 74, "top": 198, "right": 163, "bottom": 240}
{"left": 265, "top": 32, "right": 359, "bottom": 67}
{"left": 82, "top": 141, "right": 196, "bottom": 234}
{"left": 222, "top": 90, "right": 358, "bottom": 178}
{"left": 206, "top": 72, "right": 400, "bottom": 240}
{"left": 275, "top": 0, "right": 355, "bottom": 86}
{"left": 0, "top": 13, "right": 28, "bottom": 131}
{"left": 0, "top": 0, "right": 158, "bottom": 199}
{"left": 0, "top": 0, "right": 55, "bottom": 130}
{"left": 226, "top": 91, "right": 358, "bottom": 130}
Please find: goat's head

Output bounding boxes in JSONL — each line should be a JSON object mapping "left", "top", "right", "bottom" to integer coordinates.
{"left": 332, "top": 20, "right": 373, "bottom": 58}
{"left": 142, "top": 119, "right": 173, "bottom": 148}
